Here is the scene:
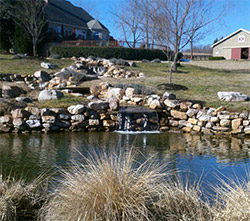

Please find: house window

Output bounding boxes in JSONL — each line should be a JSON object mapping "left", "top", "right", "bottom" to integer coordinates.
{"left": 93, "top": 32, "right": 100, "bottom": 40}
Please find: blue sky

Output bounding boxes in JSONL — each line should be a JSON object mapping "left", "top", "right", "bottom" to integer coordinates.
{"left": 70, "top": 0, "right": 250, "bottom": 46}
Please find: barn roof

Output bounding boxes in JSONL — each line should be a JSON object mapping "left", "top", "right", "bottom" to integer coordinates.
{"left": 211, "top": 28, "right": 250, "bottom": 48}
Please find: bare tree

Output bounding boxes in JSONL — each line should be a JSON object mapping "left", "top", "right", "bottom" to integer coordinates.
{"left": 152, "top": 0, "right": 228, "bottom": 81}
{"left": 113, "top": 0, "right": 143, "bottom": 48}
{"left": 12, "top": 0, "right": 47, "bottom": 57}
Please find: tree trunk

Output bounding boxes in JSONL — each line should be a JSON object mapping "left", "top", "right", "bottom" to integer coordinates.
{"left": 190, "top": 38, "right": 194, "bottom": 60}
{"left": 33, "top": 41, "right": 36, "bottom": 57}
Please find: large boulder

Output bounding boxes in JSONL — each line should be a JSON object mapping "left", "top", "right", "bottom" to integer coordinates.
{"left": 218, "top": 91, "right": 249, "bottom": 102}
{"left": 38, "top": 89, "right": 64, "bottom": 101}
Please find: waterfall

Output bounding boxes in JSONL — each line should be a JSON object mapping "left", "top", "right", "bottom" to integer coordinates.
{"left": 117, "top": 106, "right": 159, "bottom": 132}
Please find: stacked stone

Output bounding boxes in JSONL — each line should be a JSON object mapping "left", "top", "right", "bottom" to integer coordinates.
{"left": 167, "top": 102, "right": 250, "bottom": 135}
{"left": 77, "top": 57, "right": 145, "bottom": 79}
{"left": 0, "top": 102, "right": 120, "bottom": 133}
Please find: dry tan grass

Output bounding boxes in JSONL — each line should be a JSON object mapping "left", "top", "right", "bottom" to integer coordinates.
{"left": 212, "top": 175, "right": 250, "bottom": 221}
{"left": 0, "top": 174, "right": 47, "bottom": 221}
{"left": 154, "top": 178, "right": 213, "bottom": 221}
{"left": 39, "top": 149, "right": 170, "bottom": 221}
{"left": 39, "top": 149, "right": 217, "bottom": 221}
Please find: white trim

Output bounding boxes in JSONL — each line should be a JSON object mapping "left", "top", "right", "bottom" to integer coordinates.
{"left": 211, "top": 28, "right": 250, "bottom": 48}
{"left": 222, "top": 45, "right": 250, "bottom": 49}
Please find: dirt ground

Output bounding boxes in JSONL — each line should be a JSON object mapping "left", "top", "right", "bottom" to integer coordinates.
{"left": 186, "top": 60, "right": 250, "bottom": 71}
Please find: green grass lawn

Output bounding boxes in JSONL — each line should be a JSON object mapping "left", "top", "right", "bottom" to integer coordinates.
{"left": 0, "top": 53, "right": 73, "bottom": 75}
{"left": 1, "top": 52, "right": 250, "bottom": 111}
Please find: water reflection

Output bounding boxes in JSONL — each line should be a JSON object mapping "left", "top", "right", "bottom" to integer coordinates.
{"left": 0, "top": 132, "right": 249, "bottom": 183}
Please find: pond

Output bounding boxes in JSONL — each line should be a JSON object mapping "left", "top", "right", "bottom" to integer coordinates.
{"left": 0, "top": 131, "right": 250, "bottom": 198}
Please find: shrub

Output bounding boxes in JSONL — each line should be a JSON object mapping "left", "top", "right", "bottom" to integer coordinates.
{"left": 208, "top": 56, "right": 225, "bottom": 60}
{"left": 50, "top": 46, "right": 175, "bottom": 60}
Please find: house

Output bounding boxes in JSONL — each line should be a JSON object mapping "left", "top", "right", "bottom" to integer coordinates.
{"left": 211, "top": 28, "right": 250, "bottom": 60}
{"left": 44, "top": 0, "right": 110, "bottom": 41}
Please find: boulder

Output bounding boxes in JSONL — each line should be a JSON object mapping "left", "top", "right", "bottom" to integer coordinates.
{"left": 88, "top": 101, "right": 109, "bottom": 111}
{"left": 41, "top": 62, "right": 58, "bottom": 69}
{"left": 164, "top": 99, "right": 180, "bottom": 109}
{"left": 11, "top": 109, "right": 31, "bottom": 118}
{"left": 26, "top": 119, "right": 41, "bottom": 129}
{"left": 125, "top": 87, "right": 135, "bottom": 98}
{"left": 108, "top": 97, "right": 119, "bottom": 111}
{"left": 34, "top": 70, "right": 51, "bottom": 82}
{"left": 15, "top": 97, "right": 33, "bottom": 103}
{"left": 2, "top": 85, "right": 25, "bottom": 98}
{"left": 0, "top": 115, "right": 12, "bottom": 124}
{"left": 41, "top": 108, "right": 57, "bottom": 116}
{"left": 218, "top": 91, "right": 249, "bottom": 102}
{"left": 106, "top": 88, "right": 124, "bottom": 100}
{"left": 170, "top": 110, "right": 187, "bottom": 120}
{"left": 231, "top": 118, "right": 242, "bottom": 130}
{"left": 163, "top": 91, "right": 176, "bottom": 100}
{"left": 67, "top": 104, "right": 85, "bottom": 115}
{"left": 186, "top": 109, "right": 199, "bottom": 117}
{"left": 149, "top": 99, "right": 162, "bottom": 110}
{"left": 13, "top": 118, "right": 25, "bottom": 129}
{"left": 38, "top": 89, "right": 64, "bottom": 101}
{"left": 89, "top": 119, "right": 99, "bottom": 126}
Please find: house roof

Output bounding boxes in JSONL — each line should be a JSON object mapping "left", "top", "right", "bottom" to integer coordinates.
{"left": 211, "top": 28, "right": 250, "bottom": 48}
{"left": 46, "top": 0, "right": 109, "bottom": 31}
{"left": 87, "top": 20, "right": 109, "bottom": 32}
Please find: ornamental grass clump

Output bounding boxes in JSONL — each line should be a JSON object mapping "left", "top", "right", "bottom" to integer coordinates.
{"left": 0, "top": 175, "right": 47, "bottom": 221}
{"left": 155, "top": 180, "right": 213, "bottom": 221}
{"left": 212, "top": 176, "right": 250, "bottom": 220}
{"left": 39, "top": 150, "right": 167, "bottom": 221}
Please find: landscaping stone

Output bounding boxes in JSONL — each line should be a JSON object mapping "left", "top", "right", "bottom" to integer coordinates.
{"left": 163, "top": 91, "right": 176, "bottom": 100}
{"left": 106, "top": 88, "right": 124, "bottom": 100}
{"left": 34, "top": 70, "right": 51, "bottom": 82}
{"left": 164, "top": 99, "right": 180, "bottom": 109}
{"left": 11, "top": 109, "right": 30, "bottom": 118}
{"left": 15, "top": 97, "right": 33, "bottom": 103}
{"left": 38, "top": 90, "right": 64, "bottom": 101}
{"left": 231, "top": 118, "right": 242, "bottom": 130}
{"left": 108, "top": 97, "right": 119, "bottom": 111}
{"left": 67, "top": 105, "right": 85, "bottom": 114}
{"left": 89, "top": 119, "right": 99, "bottom": 126}
{"left": 88, "top": 101, "right": 109, "bottom": 111}
{"left": 41, "top": 62, "right": 58, "bottom": 69}
{"left": 218, "top": 91, "right": 249, "bottom": 102}
{"left": 26, "top": 119, "right": 41, "bottom": 129}
{"left": 2, "top": 85, "right": 24, "bottom": 98}
{"left": 186, "top": 109, "right": 199, "bottom": 117}
{"left": 220, "top": 119, "right": 231, "bottom": 127}
{"left": 71, "top": 114, "right": 85, "bottom": 122}
{"left": 170, "top": 110, "right": 187, "bottom": 120}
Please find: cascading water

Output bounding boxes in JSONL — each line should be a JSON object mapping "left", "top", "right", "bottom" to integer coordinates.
{"left": 117, "top": 106, "right": 160, "bottom": 133}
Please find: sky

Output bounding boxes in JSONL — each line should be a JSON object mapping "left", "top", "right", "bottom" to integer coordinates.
{"left": 69, "top": 0, "right": 250, "bottom": 47}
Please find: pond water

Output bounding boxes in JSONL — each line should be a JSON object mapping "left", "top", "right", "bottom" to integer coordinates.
{"left": 0, "top": 131, "right": 250, "bottom": 198}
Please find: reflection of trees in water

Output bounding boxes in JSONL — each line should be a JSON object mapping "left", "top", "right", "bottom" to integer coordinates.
{"left": 0, "top": 132, "right": 249, "bottom": 182}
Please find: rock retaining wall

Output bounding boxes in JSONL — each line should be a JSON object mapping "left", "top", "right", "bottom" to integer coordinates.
{"left": 1, "top": 99, "right": 250, "bottom": 136}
